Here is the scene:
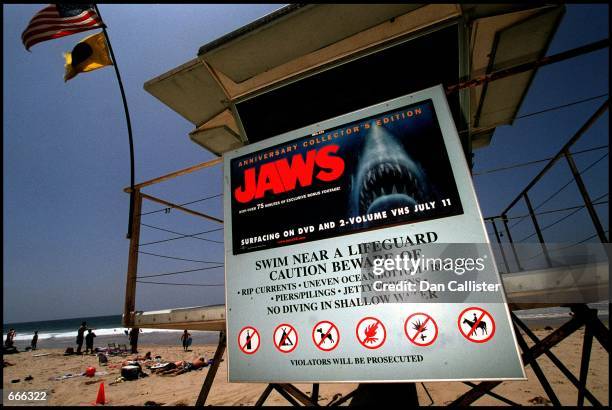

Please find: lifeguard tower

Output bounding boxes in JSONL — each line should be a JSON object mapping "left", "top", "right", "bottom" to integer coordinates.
{"left": 123, "top": 4, "right": 608, "bottom": 405}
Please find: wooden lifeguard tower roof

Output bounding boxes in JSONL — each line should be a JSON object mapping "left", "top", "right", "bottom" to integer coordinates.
{"left": 143, "top": 4, "right": 564, "bottom": 155}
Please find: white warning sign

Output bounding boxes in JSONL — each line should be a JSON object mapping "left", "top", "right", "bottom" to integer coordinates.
{"left": 225, "top": 85, "right": 525, "bottom": 382}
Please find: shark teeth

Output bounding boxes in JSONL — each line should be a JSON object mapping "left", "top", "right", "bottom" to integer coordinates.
{"left": 358, "top": 161, "right": 424, "bottom": 213}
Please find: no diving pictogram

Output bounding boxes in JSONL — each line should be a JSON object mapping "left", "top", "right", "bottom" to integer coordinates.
{"left": 274, "top": 323, "right": 298, "bottom": 353}
{"left": 312, "top": 320, "right": 340, "bottom": 352}
{"left": 356, "top": 317, "right": 386, "bottom": 349}
{"left": 238, "top": 326, "right": 260, "bottom": 355}
{"left": 404, "top": 313, "right": 438, "bottom": 347}
{"left": 458, "top": 307, "right": 496, "bottom": 343}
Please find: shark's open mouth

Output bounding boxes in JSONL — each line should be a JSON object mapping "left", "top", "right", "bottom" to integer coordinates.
{"left": 358, "top": 161, "right": 425, "bottom": 214}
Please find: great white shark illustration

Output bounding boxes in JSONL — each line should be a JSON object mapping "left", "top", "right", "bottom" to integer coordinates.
{"left": 350, "top": 125, "right": 435, "bottom": 217}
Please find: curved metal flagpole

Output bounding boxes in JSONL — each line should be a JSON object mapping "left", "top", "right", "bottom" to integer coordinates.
{"left": 93, "top": 4, "right": 136, "bottom": 239}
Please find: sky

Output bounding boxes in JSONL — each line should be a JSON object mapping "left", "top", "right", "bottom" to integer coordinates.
{"left": 3, "top": 4, "right": 609, "bottom": 323}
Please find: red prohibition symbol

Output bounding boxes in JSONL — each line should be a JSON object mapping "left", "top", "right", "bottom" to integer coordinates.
{"left": 238, "top": 326, "right": 260, "bottom": 355}
{"left": 458, "top": 307, "right": 496, "bottom": 343}
{"left": 356, "top": 317, "right": 386, "bottom": 349}
{"left": 273, "top": 323, "right": 298, "bottom": 353}
{"left": 404, "top": 313, "right": 438, "bottom": 347}
{"left": 312, "top": 320, "right": 340, "bottom": 352}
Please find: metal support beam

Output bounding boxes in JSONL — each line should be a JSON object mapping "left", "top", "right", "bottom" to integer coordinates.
{"left": 349, "top": 383, "right": 418, "bottom": 406}
{"left": 452, "top": 311, "right": 587, "bottom": 405}
{"left": 123, "top": 190, "right": 142, "bottom": 327}
{"left": 451, "top": 381, "right": 503, "bottom": 407}
{"left": 277, "top": 384, "right": 318, "bottom": 406}
{"left": 490, "top": 218, "right": 510, "bottom": 273}
{"left": 577, "top": 322, "right": 594, "bottom": 406}
{"left": 256, "top": 383, "right": 318, "bottom": 407}
{"left": 254, "top": 385, "right": 274, "bottom": 407}
{"left": 420, "top": 383, "right": 435, "bottom": 406}
{"left": 502, "top": 214, "right": 523, "bottom": 271}
{"left": 513, "top": 323, "right": 561, "bottom": 406}
{"left": 571, "top": 305, "right": 609, "bottom": 352}
{"left": 588, "top": 316, "right": 610, "bottom": 353}
{"left": 511, "top": 312, "right": 603, "bottom": 406}
{"left": 310, "top": 383, "right": 319, "bottom": 404}
{"left": 328, "top": 389, "right": 358, "bottom": 406}
{"left": 462, "top": 382, "right": 521, "bottom": 406}
{"left": 522, "top": 312, "right": 585, "bottom": 363}
{"left": 564, "top": 150, "right": 608, "bottom": 243}
{"left": 271, "top": 384, "right": 302, "bottom": 406}
{"left": 523, "top": 193, "right": 552, "bottom": 267}
{"left": 499, "top": 100, "right": 608, "bottom": 216}
{"left": 195, "top": 331, "right": 227, "bottom": 406}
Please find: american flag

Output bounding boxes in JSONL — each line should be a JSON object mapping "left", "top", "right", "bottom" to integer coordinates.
{"left": 22, "top": 4, "right": 105, "bottom": 51}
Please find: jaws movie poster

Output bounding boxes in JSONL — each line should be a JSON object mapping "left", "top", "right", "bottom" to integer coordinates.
{"left": 228, "top": 91, "right": 464, "bottom": 255}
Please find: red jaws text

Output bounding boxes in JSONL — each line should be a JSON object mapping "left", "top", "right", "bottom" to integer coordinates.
{"left": 234, "top": 145, "right": 344, "bottom": 204}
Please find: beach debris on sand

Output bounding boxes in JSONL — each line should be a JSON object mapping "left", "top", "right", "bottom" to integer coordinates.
{"left": 144, "top": 400, "right": 165, "bottom": 406}
{"left": 3, "top": 346, "right": 19, "bottom": 355}
{"left": 98, "top": 353, "right": 109, "bottom": 365}
{"left": 109, "top": 376, "right": 126, "bottom": 385}
{"left": 50, "top": 373, "right": 83, "bottom": 381}
{"left": 528, "top": 396, "right": 553, "bottom": 405}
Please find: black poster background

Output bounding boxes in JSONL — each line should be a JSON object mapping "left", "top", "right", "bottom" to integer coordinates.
{"left": 230, "top": 99, "right": 464, "bottom": 254}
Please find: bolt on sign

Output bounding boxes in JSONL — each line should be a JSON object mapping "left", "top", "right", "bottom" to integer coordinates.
{"left": 223, "top": 85, "right": 525, "bottom": 382}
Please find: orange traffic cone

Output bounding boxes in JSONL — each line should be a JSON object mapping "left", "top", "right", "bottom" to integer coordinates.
{"left": 93, "top": 382, "right": 107, "bottom": 405}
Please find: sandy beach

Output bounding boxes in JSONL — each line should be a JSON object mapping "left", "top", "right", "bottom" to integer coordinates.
{"left": 2, "top": 324, "right": 608, "bottom": 406}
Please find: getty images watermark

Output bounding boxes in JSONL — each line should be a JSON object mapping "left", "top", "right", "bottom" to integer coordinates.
{"left": 358, "top": 241, "right": 609, "bottom": 304}
{"left": 370, "top": 252, "right": 500, "bottom": 293}
{"left": 358, "top": 243, "right": 507, "bottom": 304}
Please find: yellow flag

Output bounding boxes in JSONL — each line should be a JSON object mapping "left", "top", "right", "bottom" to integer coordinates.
{"left": 63, "top": 32, "right": 113, "bottom": 82}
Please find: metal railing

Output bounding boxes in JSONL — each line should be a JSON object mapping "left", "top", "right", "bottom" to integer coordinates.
{"left": 484, "top": 100, "right": 609, "bottom": 273}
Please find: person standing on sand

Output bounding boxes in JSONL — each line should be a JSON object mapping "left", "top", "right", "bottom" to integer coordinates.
{"left": 76, "top": 322, "right": 87, "bottom": 354}
{"left": 31, "top": 331, "right": 38, "bottom": 350}
{"left": 129, "top": 327, "right": 140, "bottom": 354}
{"left": 85, "top": 329, "right": 96, "bottom": 354}
{"left": 5, "top": 328, "right": 16, "bottom": 348}
{"left": 181, "top": 330, "right": 191, "bottom": 351}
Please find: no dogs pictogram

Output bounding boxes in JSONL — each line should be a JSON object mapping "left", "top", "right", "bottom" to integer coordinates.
{"left": 312, "top": 320, "right": 340, "bottom": 352}
{"left": 404, "top": 313, "right": 438, "bottom": 347}
{"left": 274, "top": 323, "right": 298, "bottom": 353}
{"left": 356, "top": 317, "right": 386, "bottom": 349}
{"left": 238, "top": 326, "right": 260, "bottom": 354}
{"left": 458, "top": 307, "right": 496, "bottom": 343}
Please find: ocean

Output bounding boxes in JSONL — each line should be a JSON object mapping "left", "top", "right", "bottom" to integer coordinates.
{"left": 3, "top": 302, "right": 608, "bottom": 346}
{"left": 2, "top": 314, "right": 183, "bottom": 344}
